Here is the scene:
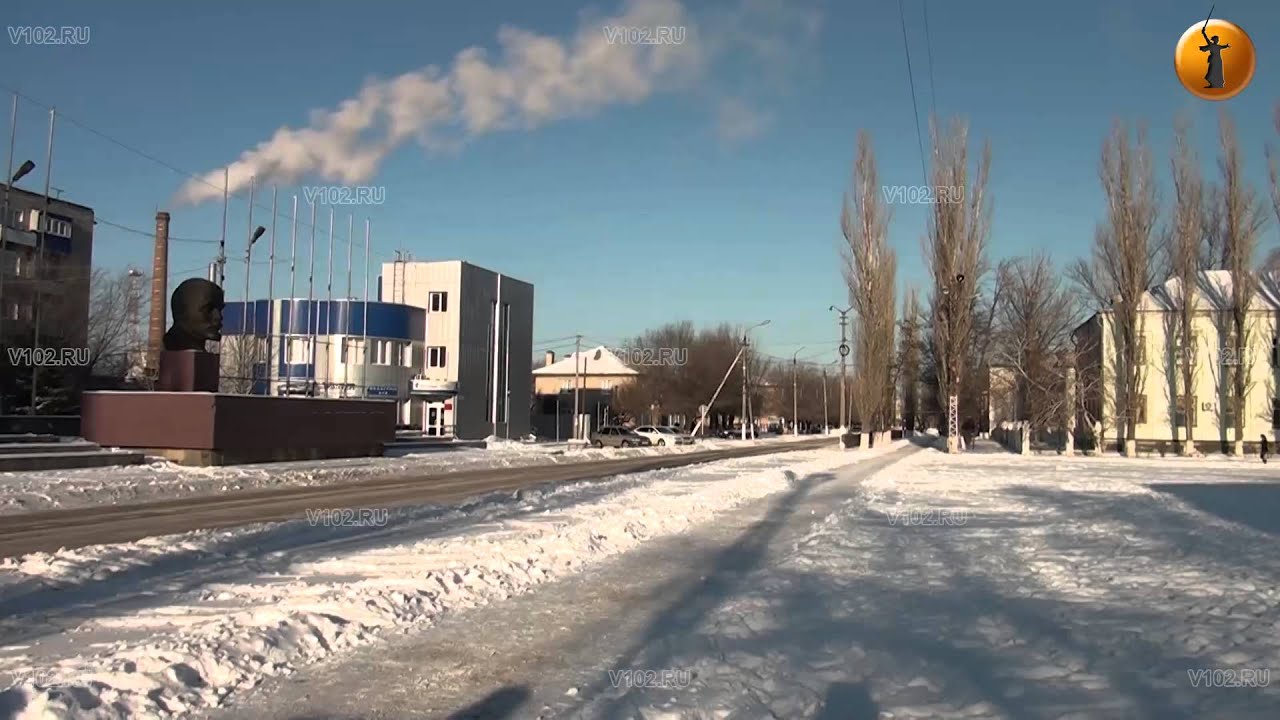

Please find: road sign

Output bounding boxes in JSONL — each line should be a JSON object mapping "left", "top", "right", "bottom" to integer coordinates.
{"left": 838, "top": 343, "right": 850, "bottom": 357}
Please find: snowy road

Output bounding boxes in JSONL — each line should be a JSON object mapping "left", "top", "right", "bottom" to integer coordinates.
{"left": 0, "top": 442, "right": 872, "bottom": 718}
{"left": 0, "top": 439, "right": 831, "bottom": 556}
{"left": 207, "top": 442, "right": 1280, "bottom": 720}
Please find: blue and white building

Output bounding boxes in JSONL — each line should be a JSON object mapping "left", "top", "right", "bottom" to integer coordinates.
{"left": 221, "top": 299, "right": 427, "bottom": 428}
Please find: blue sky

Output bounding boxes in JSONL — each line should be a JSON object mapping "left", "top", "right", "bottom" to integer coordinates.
{"left": 2, "top": 0, "right": 1278, "bottom": 365}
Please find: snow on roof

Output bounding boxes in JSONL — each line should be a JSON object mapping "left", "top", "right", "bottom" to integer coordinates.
{"left": 1140, "top": 270, "right": 1280, "bottom": 312}
{"left": 533, "top": 346, "right": 639, "bottom": 376}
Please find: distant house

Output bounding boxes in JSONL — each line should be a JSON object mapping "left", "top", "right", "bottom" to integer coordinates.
{"left": 1074, "top": 270, "right": 1280, "bottom": 454}
{"left": 531, "top": 346, "right": 637, "bottom": 439}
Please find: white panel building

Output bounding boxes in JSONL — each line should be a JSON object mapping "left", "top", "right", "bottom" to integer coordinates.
{"left": 381, "top": 260, "right": 534, "bottom": 439}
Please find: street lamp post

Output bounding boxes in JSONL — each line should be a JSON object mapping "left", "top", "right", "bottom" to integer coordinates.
{"left": 830, "top": 305, "right": 852, "bottom": 432}
{"left": 792, "top": 346, "right": 805, "bottom": 436}
{"left": 741, "top": 320, "right": 770, "bottom": 440}
{"left": 821, "top": 363, "right": 830, "bottom": 434}
{"left": 29, "top": 108, "right": 54, "bottom": 416}
{"left": 0, "top": 155, "right": 35, "bottom": 357}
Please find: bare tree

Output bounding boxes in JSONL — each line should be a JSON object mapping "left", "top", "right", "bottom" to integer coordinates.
{"left": 219, "top": 334, "right": 267, "bottom": 394}
{"left": 898, "top": 288, "right": 923, "bottom": 433}
{"left": 1215, "top": 110, "right": 1271, "bottom": 454}
{"left": 925, "top": 117, "right": 992, "bottom": 452}
{"left": 841, "top": 131, "right": 897, "bottom": 446}
{"left": 1167, "top": 115, "right": 1204, "bottom": 455}
{"left": 1070, "top": 121, "right": 1159, "bottom": 456}
{"left": 990, "top": 255, "right": 1082, "bottom": 439}
{"left": 1268, "top": 103, "right": 1280, "bottom": 234}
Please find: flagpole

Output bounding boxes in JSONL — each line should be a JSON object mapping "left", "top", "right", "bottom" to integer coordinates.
{"left": 28, "top": 107, "right": 54, "bottom": 413}
{"left": 362, "top": 218, "right": 370, "bottom": 399}
{"left": 324, "top": 208, "right": 334, "bottom": 397}
{"left": 307, "top": 200, "right": 316, "bottom": 395}
{"left": 218, "top": 167, "right": 228, "bottom": 286}
{"left": 265, "top": 186, "right": 277, "bottom": 394}
{"left": 242, "top": 175, "right": 255, "bottom": 335}
{"left": 344, "top": 213, "right": 353, "bottom": 396}
{"left": 287, "top": 194, "right": 298, "bottom": 393}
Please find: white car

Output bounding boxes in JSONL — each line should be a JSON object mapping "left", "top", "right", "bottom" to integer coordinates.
{"left": 633, "top": 425, "right": 694, "bottom": 446}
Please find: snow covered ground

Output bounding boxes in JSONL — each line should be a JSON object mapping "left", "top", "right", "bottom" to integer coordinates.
{"left": 0, "top": 442, "right": 879, "bottom": 719}
{"left": 0, "top": 435, "right": 812, "bottom": 516}
{"left": 5, "top": 442, "right": 1279, "bottom": 719}
{"left": 550, "top": 446, "right": 1280, "bottom": 719}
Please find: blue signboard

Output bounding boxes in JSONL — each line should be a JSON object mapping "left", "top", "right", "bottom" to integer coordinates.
{"left": 366, "top": 385, "right": 399, "bottom": 397}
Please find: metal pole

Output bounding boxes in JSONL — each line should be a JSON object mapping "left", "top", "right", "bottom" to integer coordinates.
{"left": 690, "top": 345, "right": 744, "bottom": 438}
{"left": 822, "top": 367, "right": 829, "bottom": 433}
{"left": 831, "top": 305, "right": 851, "bottom": 431}
{"left": 741, "top": 334, "right": 748, "bottom": 441}
{"left": 307, "top": 201, "right": 316, "bottom": 394}
{"left": 790, "top": 349, "right": 801, "bottom": 434}
{"left": 266, "top": 186, "right": 277, "bottom": 395}
{"left": 29, "top": 108, "right": 53, "bottom": 414}
{"left": 218, "top": 167, "right": 228, "bottom": 286}
{"left": 490, "top": 274, "right": 502, "bottom": 437}
{"left": 343, "top": 214, "right": 352, "bottom": 396}
{"left": 287, "top": 194, "right": 297, "bottom": 393}
{"left": 324, "top": 208, "right": 333, "bottom": 396}
{"left": 242, "top": 175, "right": 255, "bottom": 336}
{"left": 574, "top": 334, "right": 582, "bottom": 440}
{"left": 0, "top": 93, "right": 16, "bottom": 351}
{"left": 362, "top": 219, "right": 370, "bottom": 398}
{"left": 503, "top": 302, "right": 511, "bottom": 439}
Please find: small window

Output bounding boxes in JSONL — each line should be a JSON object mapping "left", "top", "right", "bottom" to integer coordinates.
{"left": 429, "top": 291, "right": 448, "bottom": 312}
{"left": 1175, "top": 395, "right": 1196, "bottom": 427}
{"left": 427, "top": 346, "right": 447, "bottom": 368}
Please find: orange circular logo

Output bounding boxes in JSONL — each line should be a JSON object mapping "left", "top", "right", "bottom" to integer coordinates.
{"left": 1174, "top": 18, "right": 1256, "bottom": 100}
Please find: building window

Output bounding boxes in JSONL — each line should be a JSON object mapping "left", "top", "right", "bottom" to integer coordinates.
{"left": 42, "top": 216, "right": 71, "bottom": 239}
{"left": 428, "top": 291, "right": 448, "bottom": 312}
{"left": 1273, "top": 398, "right": 1280, "bottom": 427}
{"left": 1271, "top": 336, "right": 1278, "bottom": 367}
{"left": 1224, "top": 392, "right": 1239, "bottom": 429}
{"left": 1174, "top": 332, "right": 1197, "bottom": 363}
{"left": 427, "top": 346, "right": 447, "bottom": 368}
{"left": 1121, "top": 394, "right": 1148, "bottom": 425}
{"left": 1174, "top": 395, "right": 1196, "bottom": 427}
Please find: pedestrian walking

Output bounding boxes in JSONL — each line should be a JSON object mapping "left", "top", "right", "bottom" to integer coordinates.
{"left": 1260, "top": 434, "right": 1269, "bottom": 464}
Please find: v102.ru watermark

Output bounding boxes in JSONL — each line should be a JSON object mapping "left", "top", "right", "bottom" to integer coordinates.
{"left": 601, "top": 26, "right": 686, "bottom": 45}
{"left": 884, "top": 509, "right": 968, "bottom": 526}
{"left": 6, "top": 347, "right": 90, "bottom": 366}
{"left": 1187, "top": 668, "right": 1270, "bottom": 688}
{"left": 303, "top": 185, "right": 385, "bottom": 206}
{"left": 609, "top": 347, "right": 688, "bottom": 366}
{"left": 305, "top": 508, "right": 389, "bottom": 527}
{"left": 8, "top": 27, "right": 90, "bottom": 45}
{"left": 881, "top": 185, "right": 964, "bottom": 205}
{"left": 608, "top": 669, "right": 693, "bottom": 689}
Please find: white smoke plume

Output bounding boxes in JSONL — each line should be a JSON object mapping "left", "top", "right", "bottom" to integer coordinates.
{"left": 176, "top": 0, "right": 707, "bottom": 204}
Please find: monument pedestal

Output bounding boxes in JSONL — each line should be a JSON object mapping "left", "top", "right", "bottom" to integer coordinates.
{"left": 158, "top": 350, "right": 219, "bottom": 392}
{"left": 81, "top": 392, "right": 396, "bottom": 466}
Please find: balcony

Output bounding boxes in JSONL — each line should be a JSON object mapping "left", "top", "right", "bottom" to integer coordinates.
{"left": 0, "top": 226, "right": 37, "bottom": 249}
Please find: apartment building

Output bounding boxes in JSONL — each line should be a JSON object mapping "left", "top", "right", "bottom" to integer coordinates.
{"left": 1074, "top": 270, "right": 1280, "bottom": 454}
{"left": 0, "top": 184, "right": 94, "bottom": 349}
{"left": 381, "top": 260, "right": 534, "bottom": 439}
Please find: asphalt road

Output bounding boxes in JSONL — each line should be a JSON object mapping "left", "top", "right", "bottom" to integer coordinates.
{"left": 0, "top": 437, "right": 834, "bottom": 557}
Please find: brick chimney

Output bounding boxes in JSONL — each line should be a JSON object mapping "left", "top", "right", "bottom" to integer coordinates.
{"left": 544, "top": 350, "right": 555, "bottom": 367}
{"left": 147, "top": 211, "right": 170, "bottom": 373}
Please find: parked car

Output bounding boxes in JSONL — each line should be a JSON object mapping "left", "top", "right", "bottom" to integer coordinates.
{"left": 590, "top": 426, "right": 653, "bottom": 448}
{"left": 633, "top": 425, "right": 694, "bottom": 446}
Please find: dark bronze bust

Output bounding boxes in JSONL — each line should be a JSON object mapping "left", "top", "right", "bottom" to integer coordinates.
{"left": 163, "top": 278, "right": 225, "bottom": 351}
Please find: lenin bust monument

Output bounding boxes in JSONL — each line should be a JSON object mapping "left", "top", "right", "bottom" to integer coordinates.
{"left": 159, "top": 278, "right": 225, "bottom": 391}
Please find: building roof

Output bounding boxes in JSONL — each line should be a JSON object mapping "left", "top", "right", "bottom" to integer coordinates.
{"left": 1143, "top": 270, "right": 1280, "bottom": 311}
{"left": 533, "top": 346, "right": 638, "bottom": 376}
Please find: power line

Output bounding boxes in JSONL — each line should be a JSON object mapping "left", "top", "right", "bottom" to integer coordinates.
{"left": 95, "top": 217, "right": 216, "bottom": 244}
{"left": 922, "top": 0, "right": 938, "bottom": 117}
{"left": 898, "top": 0, "right": 928, "bottom": 184}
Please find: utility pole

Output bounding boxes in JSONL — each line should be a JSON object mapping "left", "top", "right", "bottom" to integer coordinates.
{"left": 792, "top": 347, "right": 805, "bottom": 435}
{"left": 740, "top": 334, "right": 749, "bottom": 440}
{"left": 830, "top": 305, "right": 852, "bottom": 432}
{"left": 821, "top": 365, "right": 829, "bottom": 433}
{"left": 573, "top": 334, "right": 582, "bottom": 440}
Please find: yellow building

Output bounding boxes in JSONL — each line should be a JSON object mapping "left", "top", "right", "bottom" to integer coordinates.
{"left": 531, "top": 347, "right": 637, "bottom": 438}
{"left": 1074, "top": 271, "right": 1279, "bottom": 455}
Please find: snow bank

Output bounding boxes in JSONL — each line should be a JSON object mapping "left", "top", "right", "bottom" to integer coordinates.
{"left": 0, "top": 436, "right": 790, "bottom": 516}
{"left": 0, "top": 444, "right": 881, "bottom": 718}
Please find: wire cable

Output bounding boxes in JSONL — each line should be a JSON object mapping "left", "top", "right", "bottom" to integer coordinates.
{"left": 898, "top": 0, "right": 929, "bottom": 184}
